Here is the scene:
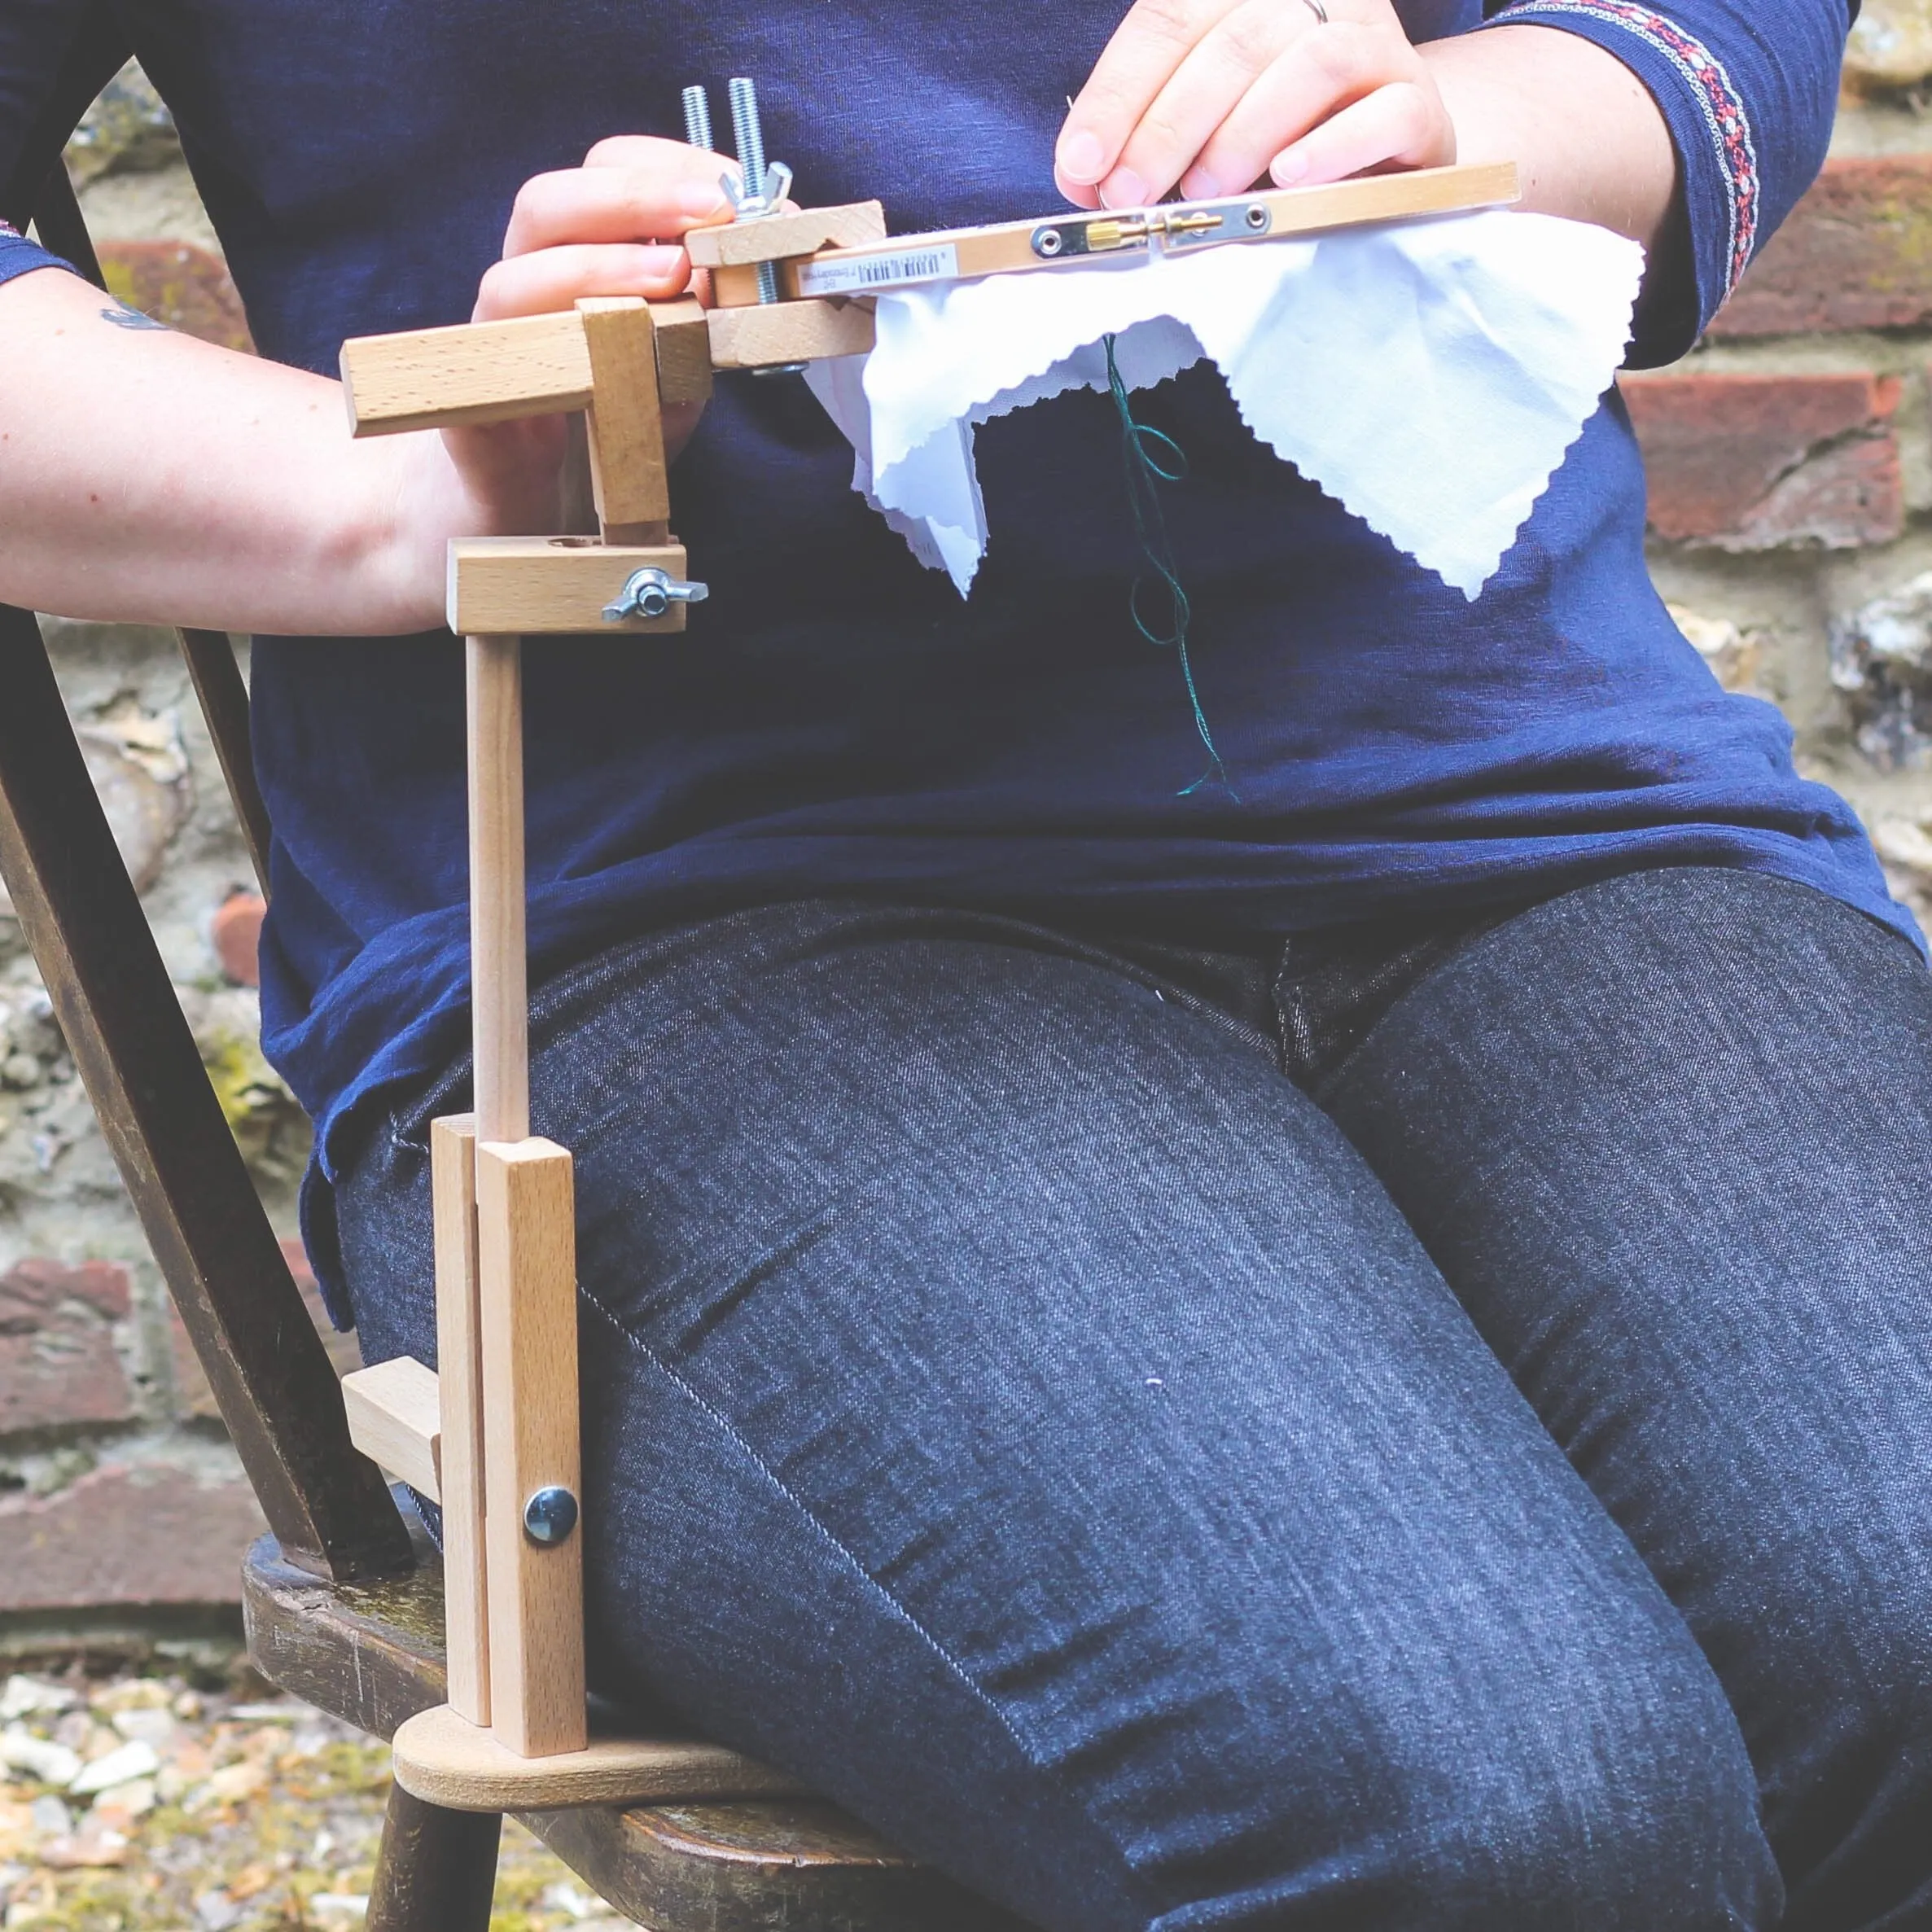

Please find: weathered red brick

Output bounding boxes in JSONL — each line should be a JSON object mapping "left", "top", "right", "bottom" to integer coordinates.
{"left": 210, "top": 891, "right": 266, "bottom": 988}
{"left": 0, "top": 1464, "right": 266, "bottom": 1610}
{"left": 0, "top": 1260, "right": 137, "bottom": 1435}
{"left": 1620, "top": 371, "right": 1904, "bottom": 549}
{"left": 2, "top": 1257, "right": 131, "bottom": 1319}
{"left": 1714, "top": 156, "right": 1932, "bottom": 338}
{"left": 169, "top": 1237, "right": 359, "bottom": 1422}
{"left": 97, "top": 241, "right": 254, "bottom": 353}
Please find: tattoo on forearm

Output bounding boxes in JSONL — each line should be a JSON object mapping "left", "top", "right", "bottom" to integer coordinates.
{"left": 100, "top": 301, "right": 169, "bottom": 331}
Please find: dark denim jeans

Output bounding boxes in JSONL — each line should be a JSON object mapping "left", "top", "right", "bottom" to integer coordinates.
{"left": 337, "top": 867, "right": 1932, "bottom": 1931}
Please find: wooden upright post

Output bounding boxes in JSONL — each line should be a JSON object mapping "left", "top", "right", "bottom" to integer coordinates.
{"left": 466, "top": 637, "right": 529, "bottom": 1147}
{"left": 459, "top": 631, "right": 587, "bottom": 1759}
{"left": 576, "top": 298, "right": 671, "bottom": 548}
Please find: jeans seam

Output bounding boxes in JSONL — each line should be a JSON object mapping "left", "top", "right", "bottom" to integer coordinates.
{"left": 579, "top": 1290, "right": 1166, "bottom": 1923}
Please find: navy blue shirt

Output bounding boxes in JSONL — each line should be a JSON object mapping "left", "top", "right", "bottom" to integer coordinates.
{"left": 0, "top": 0, "right": 1904, "bottom": 1260}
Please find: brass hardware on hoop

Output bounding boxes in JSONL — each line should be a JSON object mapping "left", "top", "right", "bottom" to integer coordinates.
{"left": 1029, "top": 199, "right": 1273, "bottom": 261}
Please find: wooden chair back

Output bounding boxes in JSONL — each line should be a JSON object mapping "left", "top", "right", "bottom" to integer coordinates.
{"left": 0, "top": 23, "right": 413, "bottom": 1585}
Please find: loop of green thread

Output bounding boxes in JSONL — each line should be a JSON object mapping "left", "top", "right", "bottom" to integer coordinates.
{"left": 1102, "top": 334, "right": 1229, "bottom": 796}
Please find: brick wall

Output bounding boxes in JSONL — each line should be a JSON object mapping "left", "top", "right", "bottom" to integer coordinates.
{"left": 9, "top": 33, "right": 1932, "bottom": 1628}
{"left": 1632, "top": 5, "right": 1932, "bottom": 922}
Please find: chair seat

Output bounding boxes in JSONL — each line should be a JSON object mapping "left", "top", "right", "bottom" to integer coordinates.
{"left": 241, "top": 1533, "right": 1019, "bottom": 1931}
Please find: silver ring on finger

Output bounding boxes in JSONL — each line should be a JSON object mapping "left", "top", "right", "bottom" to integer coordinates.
{"left": 1301, "top": 0, "right": 1328, "bottom": 20}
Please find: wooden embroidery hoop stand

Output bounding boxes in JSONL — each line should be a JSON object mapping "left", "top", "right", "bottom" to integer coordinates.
{"left": 333, "top": 156, "right": 1520, "bottom": 1813}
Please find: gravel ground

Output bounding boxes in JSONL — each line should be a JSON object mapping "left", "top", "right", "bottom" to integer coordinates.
{"left": 0, "top": 1667, "right": 631, "bottom": 1930}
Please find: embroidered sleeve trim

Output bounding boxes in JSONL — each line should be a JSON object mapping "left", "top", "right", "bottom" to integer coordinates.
{"left": 1489, "top": 0, "right": 1759, "bottom": 301}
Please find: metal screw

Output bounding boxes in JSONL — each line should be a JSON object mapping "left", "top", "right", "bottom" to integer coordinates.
{"left": 727, "top": 77, "right": 784, "bottom": 307}
{"left": 727, "top": 77, "right": 768, "bottom": 200}
{"left": 523, "top": 1486, "right": 579, "bottom": 1547}
{"left": 681, "top": 84, "right": 714, "bottom": 153}
{"left": 602, "top": 566, "right": 710, "bottom": 623}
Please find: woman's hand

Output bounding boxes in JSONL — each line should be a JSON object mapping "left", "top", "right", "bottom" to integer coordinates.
{"left": 1055, "top": 0, "right": 1454, "bottom": 211}
{"left": 442, "top": 136, "right": 733, "bottom": 522}
{"left": 392, "top": 135, "right": 734, "bottom": 615}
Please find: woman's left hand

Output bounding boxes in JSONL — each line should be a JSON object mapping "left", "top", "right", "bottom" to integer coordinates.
{"left": 1056, "top": 0, "right": 1455, "bottom": 211}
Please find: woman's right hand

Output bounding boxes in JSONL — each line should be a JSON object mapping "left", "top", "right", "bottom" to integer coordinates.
{"left": 389, "top": 135, "right": 734, "bottom": 616}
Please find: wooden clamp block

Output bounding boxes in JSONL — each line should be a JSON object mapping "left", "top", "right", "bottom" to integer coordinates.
{"left": 475, "top": 1136, "right": 585, "bottom": 1759}
{"left": 708, "top": 299, "right": 874, "bottom": 371}
{"left": 651, "top": 296, "right": 713, "bottom": 407}
{"left": 687, "top": 203, "right": 887, "bottom": 309}
{"left": 576, "top": 298, "right": 670, "bottom": 545}
{"left": 684, "top": 202, "right": 887, "bottom": 270}
{"left": 343, "top": 304, "right": 715, "bottom": 437}
{"left": 391, "top": 1703, "right": 808, "bottom": 1812}
{"left": 340, "top": 1356, "right": 443, "bottom": 1501}
{"left": 448, "top": 538, "right": 691, "bottom": 637}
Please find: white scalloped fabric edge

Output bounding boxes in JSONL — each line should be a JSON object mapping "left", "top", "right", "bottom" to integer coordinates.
{"left": 803, "top": 208, "right": 1641, "bottom": 600}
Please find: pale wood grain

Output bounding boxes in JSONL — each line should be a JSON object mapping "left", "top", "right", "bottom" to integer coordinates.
{"left": 651, "top": 298, "right": 714, "bottom": 406}
{"left": 392, "top": 1702, "right": 804, "bottom": 1812}
{"left": 683, "top": 201, "right": 886, "bottom": 270}
{"left": 475, "top": 1137, "right": 585, "bottom": 1759}
{"left": 706, "top": 299, "right": 875, "bottom": 370}
{"left": 447, "top": 539, "right": 690, "bottom": 637}
{"left": 341, "top": 312, "right": 593, "bottom": 436}
{"left": 432, "top": 1113, "right": 490, "bottom": 1728}
{"left": 795, "top": 160, "right": 1521, "bottom": 289}
{"left": 465, "top": 636, "right": 528, "bottom": 1150}
{"left": 576, "top": 299, "right": 671, "bottom": 546}
{"left": 340, "top": 1356, "right": 443, "bottom": 1502}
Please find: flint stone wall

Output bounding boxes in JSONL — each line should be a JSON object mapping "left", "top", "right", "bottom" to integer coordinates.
{"left": 11, "top": 39, "right": 1932, "bottom": 1623}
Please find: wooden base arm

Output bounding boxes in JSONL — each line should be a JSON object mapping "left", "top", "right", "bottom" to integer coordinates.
{"left": 342, "top": 1358, "right": 443, "bottom": 1502}
{"left": 392, "top": 1704, "right": 807, "bottom": 1812}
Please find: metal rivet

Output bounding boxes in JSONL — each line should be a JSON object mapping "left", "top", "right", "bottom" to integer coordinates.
{"left": 1036, "top": 228, "right": 1064, "bottom": 258}
{"left": 523, "top": 1486, "right": 579, "bottom": 1546}
{"left": 1245, "top": 203, "right": 1268, "bottom": 231}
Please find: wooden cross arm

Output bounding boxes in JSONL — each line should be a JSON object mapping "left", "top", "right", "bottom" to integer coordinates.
{"left": 340, "top": 296, "right": 874, "bottom": 436}
{"left": 340, "top": 298, "right": 710, "bottom": 436}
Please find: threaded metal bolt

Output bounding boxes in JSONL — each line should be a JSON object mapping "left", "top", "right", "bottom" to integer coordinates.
{"left": 681, "top": 84, "right": 714, "bottom": 152}
{"left": 725, "top": 78, "right": 785, "bottom": 305}
{"left": 727, "top": 77, "right": 767, "bottom": 199}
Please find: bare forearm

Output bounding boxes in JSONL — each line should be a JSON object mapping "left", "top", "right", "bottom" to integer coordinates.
{"left": 0, "top": 266, "right": 455, "bottom": 635}
{"left": 1424, "top": 24, "right": 1679, "bottom": 255}
{"left": 0, "top": 139, "right": 725, "bottom": 636}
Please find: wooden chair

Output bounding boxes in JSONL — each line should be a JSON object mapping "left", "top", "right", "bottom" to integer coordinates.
{"left": 0, "top": 27, "right": 1013, "bottom": 1930}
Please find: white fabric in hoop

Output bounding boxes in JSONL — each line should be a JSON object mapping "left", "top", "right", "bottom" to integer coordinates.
{"left": 804, "top": 208, "right": 1643, "bottom": 600}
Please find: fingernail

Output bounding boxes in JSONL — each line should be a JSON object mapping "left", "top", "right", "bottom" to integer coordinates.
{"left": 678, "top": 182, "right": 726, "bottom": 221}
{"left": 1181, "top": 166, "right": 1224, "bottom": 200}
{"left": 1272, "top": 147, "right": 1310, "bottom": 186}
{"left": 643, "top": 245, "right": 686, "bottom": 277}
{"left": 1101, "top": 166, "right": 1147, "bottom": 210}
{"left": 1058, "top": 128, "right": 1105, "bottom": 183}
